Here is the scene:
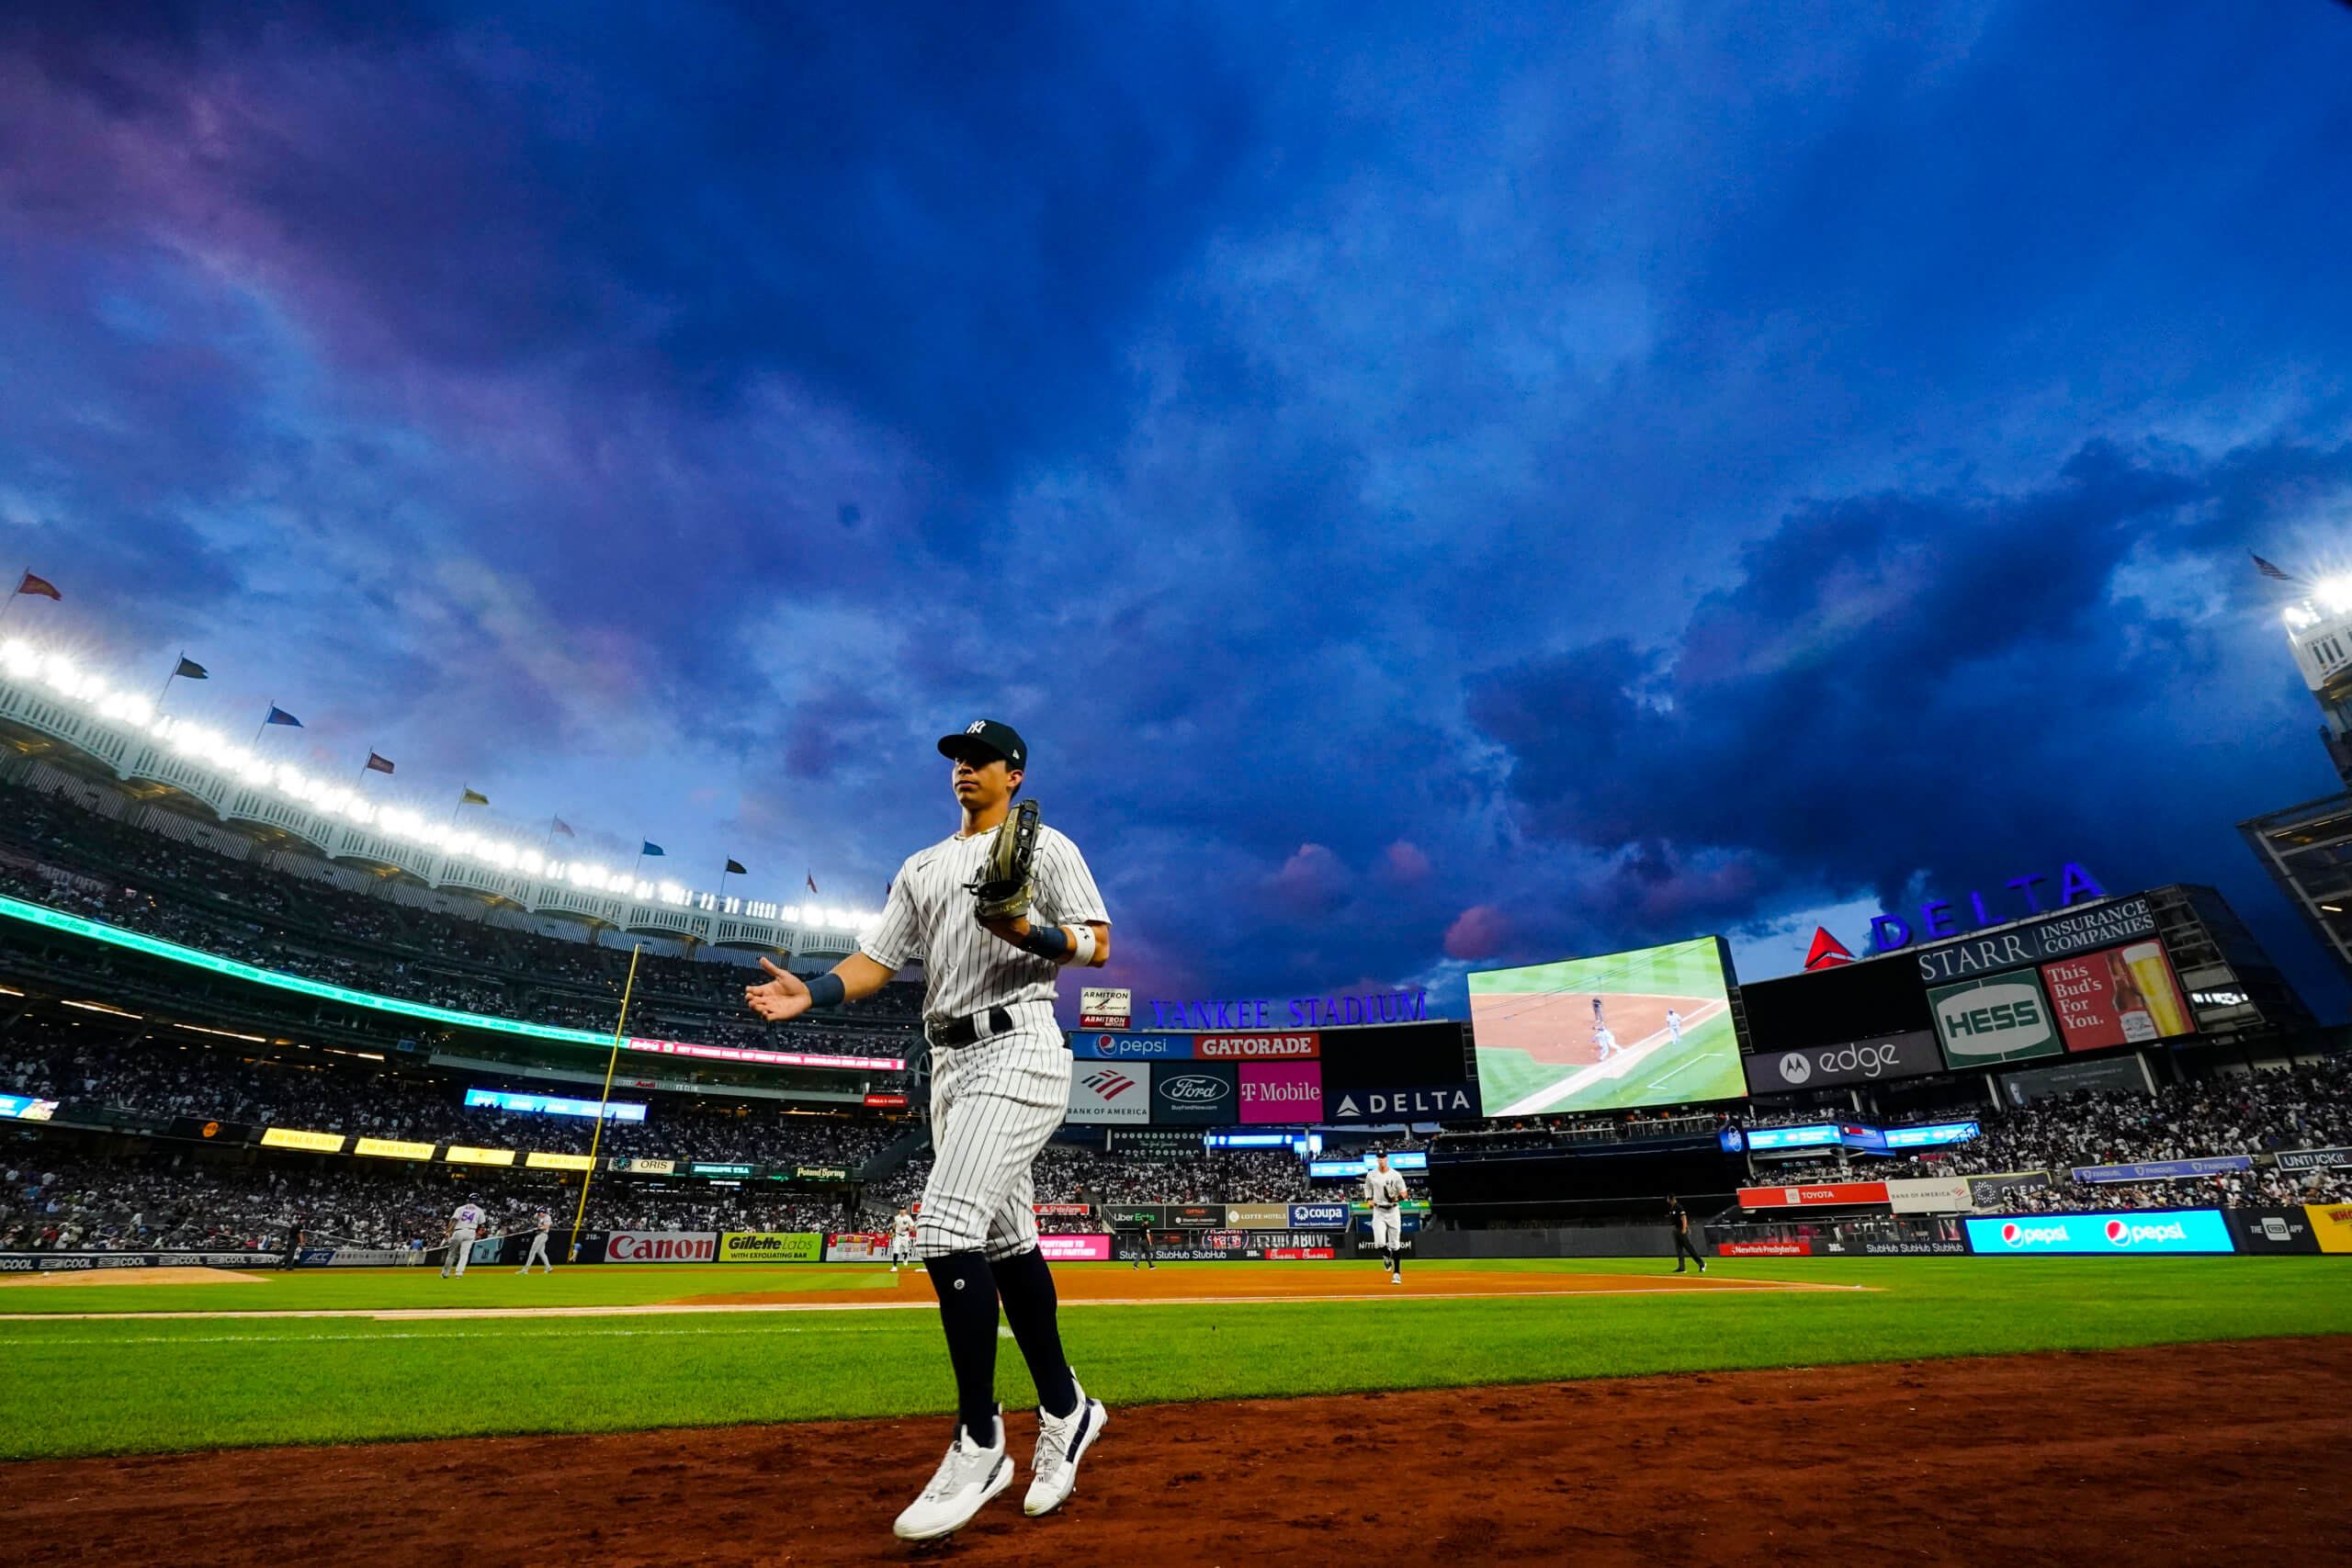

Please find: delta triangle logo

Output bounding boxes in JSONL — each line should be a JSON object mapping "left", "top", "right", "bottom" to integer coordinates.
{"left": 1804, "top": 927, "right": 1856, "bottom": 971}
{"left": 1335, "top": 1094, "right": 1361, "bottom": 1118}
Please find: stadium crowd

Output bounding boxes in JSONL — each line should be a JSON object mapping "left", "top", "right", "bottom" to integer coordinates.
{"left": 1, "top": 1019, "right": 909, "bottom": 1169}
{"left": 0, "top": 1154, "right": 861, "bottom": 1253}
{"left": 1752, "top": 1057, "right": 2352, "bottom": 1211}
{"left": 0, "top": 780, "right": 922, "bottom": 1054}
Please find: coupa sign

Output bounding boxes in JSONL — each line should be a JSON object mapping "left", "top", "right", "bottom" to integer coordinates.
{"left": 1870, "top": 863, "right": 2106, "bottom": 953}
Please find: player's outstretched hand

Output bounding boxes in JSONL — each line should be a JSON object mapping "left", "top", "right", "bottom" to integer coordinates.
{"left": 745, "top": 957, "right": 813, "bottom": 1021}
{"left": 977, "top": 911, "right": 1030, "bottom": 948}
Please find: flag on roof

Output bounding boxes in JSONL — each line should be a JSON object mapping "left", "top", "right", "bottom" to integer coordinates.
{"left": 725, "top": 859, "right": 747, "bottom": 875}
{"left": 365, "top": 753, "right": 395, "bottom": 775}
{"left": 550, "top": 818, "right": 574, "bottom": 838}
{"left": 2251, "top": 553, "right": 2301, "bottom": 584}
{"left": 806, "top": 871, "right": 819, "bottom": 895}
{"left": 265, "top": 705, "right": 302, "bottom": 728}
{"left": 15, "top": 573, "right": 59, "bottom": 601}
{"left": 460, "top": 788, "right": 489, "bottom": 807}
{"left": 641, "top": 840, "right": 664, "bottom": 857}
{"left": 173, "top": 657, "right": 209, "bottom": 680}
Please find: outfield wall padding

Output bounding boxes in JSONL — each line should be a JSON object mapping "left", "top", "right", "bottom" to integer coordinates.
{"left": 1414, "top": 1225, "right": 1686, "bottom": 1259}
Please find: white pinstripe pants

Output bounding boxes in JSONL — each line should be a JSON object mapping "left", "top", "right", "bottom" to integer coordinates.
{"left": 917, "top": 1004, "right": 1072, "bottom": 1260}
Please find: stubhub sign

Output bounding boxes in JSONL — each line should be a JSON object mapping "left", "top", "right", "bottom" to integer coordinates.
{"left": 1962, "top": 1209, "right": 2233, "bottom": 1255}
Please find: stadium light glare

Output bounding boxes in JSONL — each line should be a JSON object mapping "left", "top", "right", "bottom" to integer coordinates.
{"left": 2319, "top": 576, "right": 2352, "bottom": 615}
{"left": 0, "top": 637, "right": 852, "bottom": 938}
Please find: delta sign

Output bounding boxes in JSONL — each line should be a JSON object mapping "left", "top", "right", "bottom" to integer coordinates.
{"left": 1868, "top": 863, "right": 2108, "bottom": 953}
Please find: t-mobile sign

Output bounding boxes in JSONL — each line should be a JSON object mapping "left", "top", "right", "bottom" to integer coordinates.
{"left": 1238, "top": 1060, "right": 1323, "bottom": 1123}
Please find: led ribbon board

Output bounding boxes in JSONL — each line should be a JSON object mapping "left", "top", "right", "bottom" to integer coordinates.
{"left": 0, "top": 894, "right": 902, "bottom": 1071}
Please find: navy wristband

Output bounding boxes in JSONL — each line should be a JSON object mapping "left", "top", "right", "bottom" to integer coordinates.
{"left": 804, "top": 972, "right": 847, "bottom": 1009}
{"left": 1019, "top": 922, "right": 1073, "bottom": 960}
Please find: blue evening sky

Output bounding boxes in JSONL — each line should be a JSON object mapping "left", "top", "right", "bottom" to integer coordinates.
{"left": 4, "top": 2, "right": 2350, "bottom": 1013}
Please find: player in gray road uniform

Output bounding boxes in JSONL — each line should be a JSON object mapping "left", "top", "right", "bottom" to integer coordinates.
{"left": 1364, "top": 1152, "right": 1408, "bottom": 1281}
{"left": 746, "top": 719, "right": 1111, "bottom": 1542}
{"left": 440, "top": 1197, "right": 486, "bottom": 1278}
{"left": 516, "top": 1208, "right": 555, "bottom": 1274}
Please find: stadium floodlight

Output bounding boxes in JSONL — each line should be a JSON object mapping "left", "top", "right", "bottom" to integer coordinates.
{"left": 2319, "top": 576, "right": 2352, "bottom": 615}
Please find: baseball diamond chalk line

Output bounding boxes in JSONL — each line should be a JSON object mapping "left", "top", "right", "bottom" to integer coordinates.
{"left": 0, "top": 1279, "right": 1867, "bottom": 1324}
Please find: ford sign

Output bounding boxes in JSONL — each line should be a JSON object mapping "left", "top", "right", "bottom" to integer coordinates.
{"left": 1159, "top": 1074, "right": 1233, "bottom": 1104}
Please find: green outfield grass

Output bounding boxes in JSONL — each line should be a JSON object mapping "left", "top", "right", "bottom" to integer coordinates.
{"left": 2, "top": 1257, "right": 2346, "bottom": 1461}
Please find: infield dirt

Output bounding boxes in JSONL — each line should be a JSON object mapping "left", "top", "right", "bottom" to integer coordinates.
{"left": 2, "top": 1335, "right": 2342, "bottom": 1567}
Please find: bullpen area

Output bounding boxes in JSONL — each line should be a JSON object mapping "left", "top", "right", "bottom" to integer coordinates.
{"left": 2, "top": 1257, "right": 2348, "bottom": 1565}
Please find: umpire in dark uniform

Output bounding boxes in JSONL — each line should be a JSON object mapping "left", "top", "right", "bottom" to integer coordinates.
{"left": 1667, "top": 1196, "right": 1707, "bottom": 1273}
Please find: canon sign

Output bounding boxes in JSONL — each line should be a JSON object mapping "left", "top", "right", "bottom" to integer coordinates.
{"left": 1742, "top": 1031, "right": 1941, "bottom": 1095}
{"left": 606, "top": 1230, "right": 717, "bottom": 1263}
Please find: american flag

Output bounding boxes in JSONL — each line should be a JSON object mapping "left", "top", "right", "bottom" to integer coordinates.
{"left": 2252, "top": 553, "right": 2302, "bottom": 584}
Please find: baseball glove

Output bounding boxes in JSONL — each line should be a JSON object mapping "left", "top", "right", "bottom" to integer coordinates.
{"left": 968, "top": 798, "right": 1042, "bottom": 921}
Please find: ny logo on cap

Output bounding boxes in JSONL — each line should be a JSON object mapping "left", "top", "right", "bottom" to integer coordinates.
{"left": 966, "top": 721, "right": 987, "bottom": 735}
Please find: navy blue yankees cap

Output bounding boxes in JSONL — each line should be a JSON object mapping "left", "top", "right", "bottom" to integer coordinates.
{"left": 938, "top": 719, "right": 1027, "bottom": 771}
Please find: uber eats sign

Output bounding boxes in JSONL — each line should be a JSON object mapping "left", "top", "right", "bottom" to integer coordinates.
{"left": 1928, "top": 969, "right": 2064, "bottom": 1067}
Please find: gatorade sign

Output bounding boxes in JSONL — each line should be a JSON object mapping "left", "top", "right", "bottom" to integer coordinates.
{"left": 1961, "top": 1209, "right": 2233, "bottom": 1254}
{"left": 1928, "top": 969, "right": 2063, "bottom": 1066}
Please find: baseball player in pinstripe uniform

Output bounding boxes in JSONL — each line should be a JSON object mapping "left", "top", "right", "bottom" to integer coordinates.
{"left": 746, "top": 719, "right": 1111, "bottom": 1541}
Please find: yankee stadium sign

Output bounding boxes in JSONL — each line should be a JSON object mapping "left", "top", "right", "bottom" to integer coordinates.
{"left": 1145, "top": 987, "right": 1429, "bottom": 1030}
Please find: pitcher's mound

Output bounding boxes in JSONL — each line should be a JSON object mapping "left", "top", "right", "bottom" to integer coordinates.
{"left": 0, "top": 1266, "right": 271, "bottom": 1288}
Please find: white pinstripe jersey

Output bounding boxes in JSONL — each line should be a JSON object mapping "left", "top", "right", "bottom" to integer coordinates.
{"left": 1363, "top": 1168, "right": 1408, "bottom": 1209}
{"left": 861, "top": 819, "right": 1110, "bottom": 1025}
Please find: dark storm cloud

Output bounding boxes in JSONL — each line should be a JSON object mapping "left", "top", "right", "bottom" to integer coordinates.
{"left": 1465, "top": 439, "right": 2348, "bottom": 950}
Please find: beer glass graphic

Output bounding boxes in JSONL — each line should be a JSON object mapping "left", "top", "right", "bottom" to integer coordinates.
{"left": 2121, "top": 942, "right": 2191, "bottom": 1037}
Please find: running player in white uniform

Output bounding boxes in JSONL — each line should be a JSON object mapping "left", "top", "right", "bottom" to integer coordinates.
{"left": 1593, "top": 1024, "right": 1618, "bottom": 1063}
{"left": 441, "top": 1197, "right": 486, "bottom": 1278}
{"left": 746, "top": 719, "right": 1111, "bottom": 1541}
{"left": 889, "top": 1207, "right": 918, "bottom": 1272}
{"left": 1666, "top": 1008, "right": 1683, "bottom": 1045}
{"left": 516, "top": 1208, "right": 555, "bottom": 1274}
{"left": 1364, "top": 1153, "right": 1408, "bottom": 1281}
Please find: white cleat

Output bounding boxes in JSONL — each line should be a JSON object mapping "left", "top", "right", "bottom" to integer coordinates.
{"left": 1390, "top": 1271, "right": 1401, "bottom": 1283}
{"left": 893, "top": 1414, "right": 1012, "bottom": 1541}
{"left": 1023, "top": 1381, "right": 1107, "bottom": 1517}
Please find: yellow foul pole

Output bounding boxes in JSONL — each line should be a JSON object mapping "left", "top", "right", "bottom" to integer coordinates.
{"left": 567, "top": 943, "right": 642, "bottom": 1261}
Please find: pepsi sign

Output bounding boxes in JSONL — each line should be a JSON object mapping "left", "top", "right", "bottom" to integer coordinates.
{"left": 1962, "top": 1209, "right": 2233, "bottom": 1255}
{"left": 1070, "top": 1032, "right": 1192, "bottom": 1059}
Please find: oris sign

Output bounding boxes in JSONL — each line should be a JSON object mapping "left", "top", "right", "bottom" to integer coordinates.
{"left": 1742, "top": 1031, "right": 1942, "bottom": 1095}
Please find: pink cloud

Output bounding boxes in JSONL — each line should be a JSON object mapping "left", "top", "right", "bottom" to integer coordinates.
{"left": 1443, "top": 904, "right": 1509, "bottom": 960}
{"left": 1383, "top": 840, "right": 1430, "bottom": 882}
{"left": 1267, "top": 842, "right": 1349, "bottom": 917}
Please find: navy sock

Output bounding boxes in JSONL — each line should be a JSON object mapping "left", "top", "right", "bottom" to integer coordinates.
{"left": 923, "top": 1251, "right": 1001, "bottom": 1442}
{"left": 990, "top": 1247, "right": 1079, "bottom": 1417}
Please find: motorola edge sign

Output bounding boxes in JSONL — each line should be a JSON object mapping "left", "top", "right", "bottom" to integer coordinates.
{"left": 1742, "top": 1031, "right": 1941, "bottom": 1094}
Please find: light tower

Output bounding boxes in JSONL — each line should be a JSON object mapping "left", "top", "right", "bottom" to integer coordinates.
{"left": 2277, "top": 578, "right": 2352, "bottom": 784}
{"left": 2242, "top": 564, "right": 2352, "bottom": 987}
